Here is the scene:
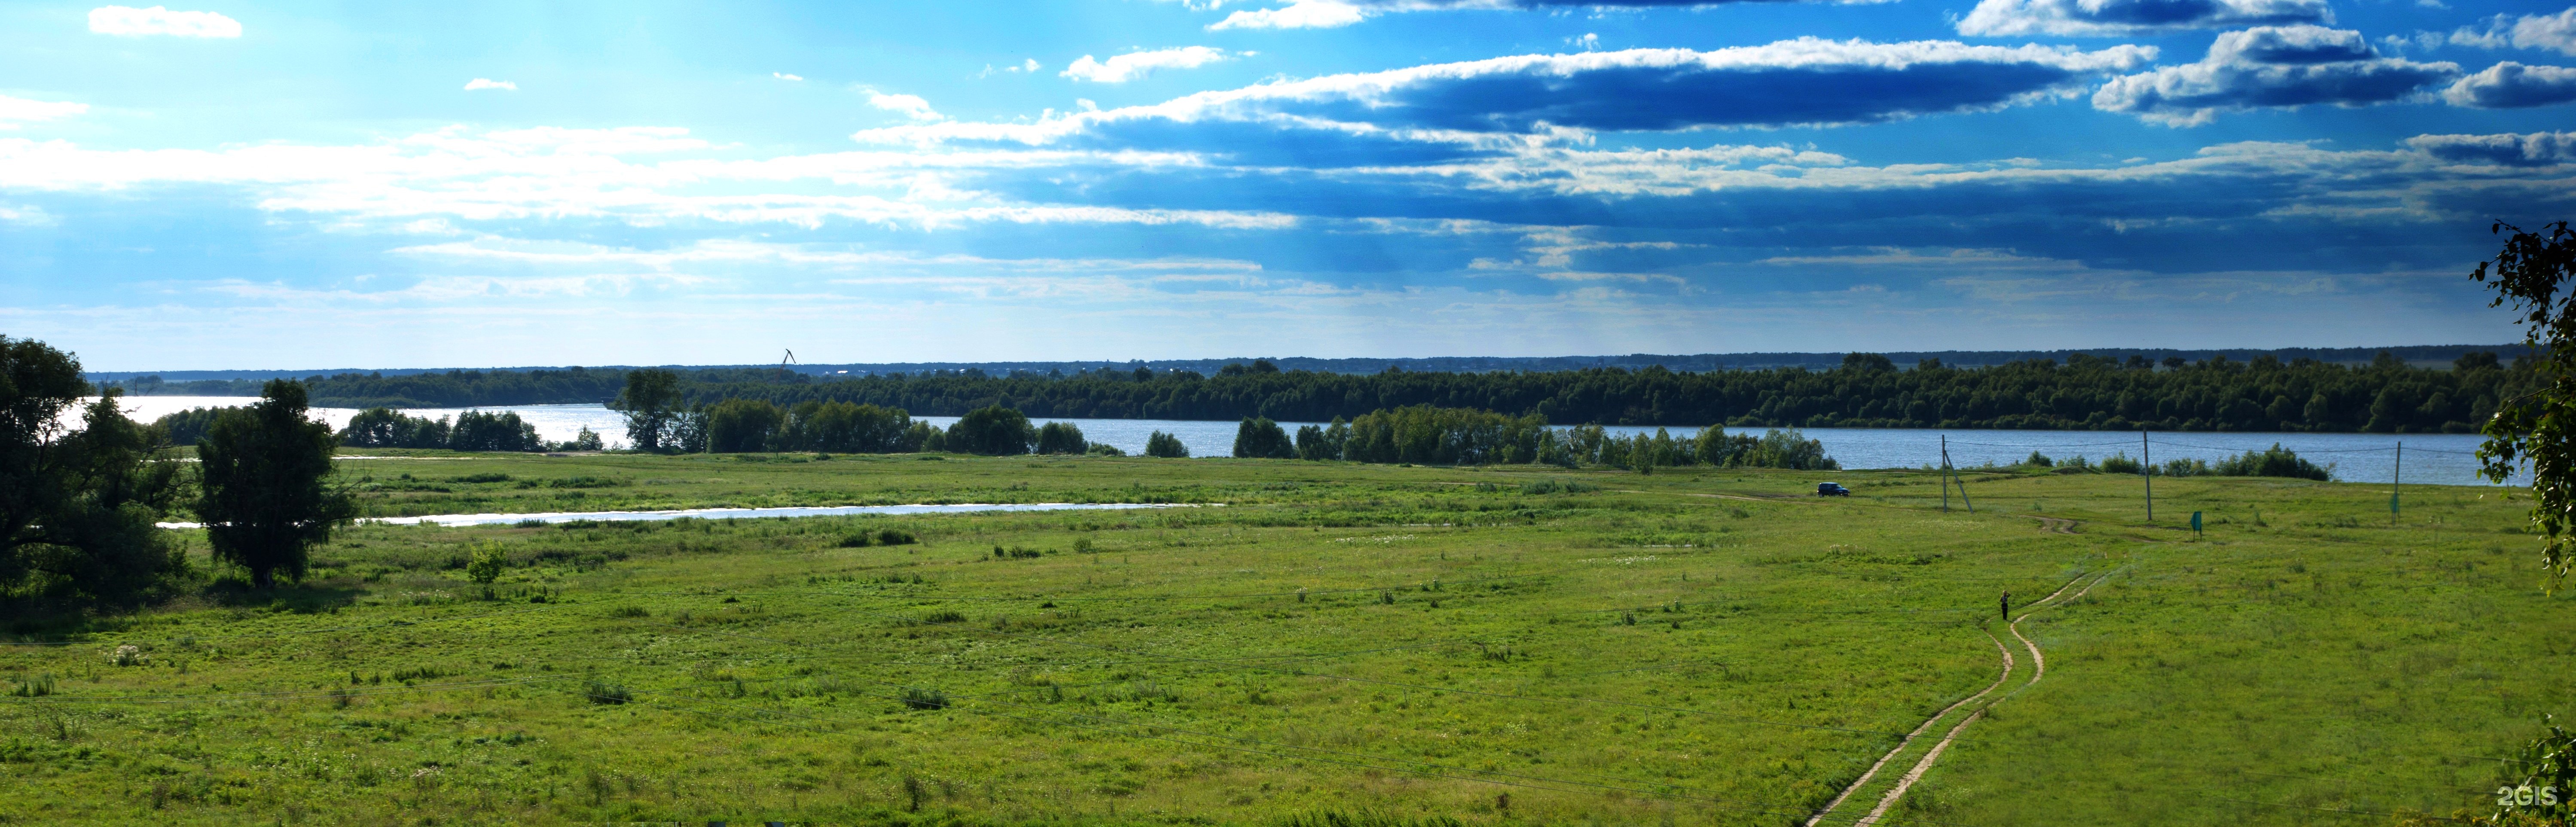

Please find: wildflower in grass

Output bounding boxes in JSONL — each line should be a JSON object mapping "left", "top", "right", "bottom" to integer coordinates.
{"left": 109, "top": 644, "right": 145, "bottom": 666}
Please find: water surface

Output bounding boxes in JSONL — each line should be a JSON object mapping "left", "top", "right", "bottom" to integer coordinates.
{"left": 107, "top": 397, "right": 2498, "bottom": 485}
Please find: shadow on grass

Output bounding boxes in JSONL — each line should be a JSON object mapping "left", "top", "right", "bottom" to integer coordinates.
{"left": 0, "top": 579, "right": 366, "bottom": 641}
{"left": 202, "top": 579, "right": 364, "bottom": 613}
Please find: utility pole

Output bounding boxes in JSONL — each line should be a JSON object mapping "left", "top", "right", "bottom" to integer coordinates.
{"left": 2142, "top": 430, "right": 2153, "bottom": 522}
{"left": 2392, "top": 441, "right": 2403, "bottom": 527}
{"left": 1942, "top": 437, "right": 1974, "bottom": 515}
{"left": 1940, "top": 435, "right": 1951, "bottom": 513}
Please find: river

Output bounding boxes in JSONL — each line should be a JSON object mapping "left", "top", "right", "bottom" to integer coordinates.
{"left": 101, "top": 396, "right": 2498, "bottom": 485}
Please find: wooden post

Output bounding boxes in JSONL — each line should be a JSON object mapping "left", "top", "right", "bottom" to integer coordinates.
{"left": 1940, "top": 435, "right": 1951, "bottom": 513}
{"left": 2142, "top": 430, "right": 2153, "bottom": 522}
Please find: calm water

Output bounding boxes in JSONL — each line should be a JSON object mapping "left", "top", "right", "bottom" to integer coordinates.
{"left": 157, "top": 501, "right": 1201, "bottom": 529}
{"left": 108, "top": 397, "right": 2497, "bottom": 485}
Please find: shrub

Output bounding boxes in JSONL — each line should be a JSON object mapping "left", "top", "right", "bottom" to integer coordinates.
{"left": 947, "top": 406, "right": 1037, "bottom": 455}
{"left": 900, "top": 687, "right": 949, "bottom": 710}
{"left": 449, "top": 410, "right": 544, "bottom": 452}
{"left": 584, "top": 681, "right": 632, "bottom": 705}
{"left": 1145, "top": 430, "right": 1190, "bottom": 458}
{"left": 153, "top": 406, "right": 237, "bottom": 447}
{"left": 465, "top": 544, "right": 507, "bottom": 586}
{"left": 2024, "top": 451, "right": 2054, "bottom": 467}
{"left": 1035, "top": 421, "right": 1088, "bottom": 455}
{"left": 9, "top": 673, "right": 56, "bottom": 697}
{"left": 1277, "top": 811, "right": 1465, "bottom": 827}
{"left": 875, "top": 529, "right": 917, "bottom": 546}
{"left": 703, "top": 398, "right": 789, "bottom": 453}
{"left": 777, "top": 400, "right": 915, "bottom": 453}
{"left": 2212, "top": 443, "right": 2334, "bottom": 480}
{"left": 2101, "top": 452, "right": 2144, "bottom": 475}
{"left": 836, "top": 534, "right": 873, "bottom": 548}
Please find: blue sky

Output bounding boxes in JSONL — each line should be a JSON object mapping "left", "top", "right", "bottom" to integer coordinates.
{"left": 2, "top": 0, "right": 2571, "bottom": 370}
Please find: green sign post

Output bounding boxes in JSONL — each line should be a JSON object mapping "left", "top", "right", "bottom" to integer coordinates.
{"left": 2190, "top": 511, "right": 2203, "bottom": 539}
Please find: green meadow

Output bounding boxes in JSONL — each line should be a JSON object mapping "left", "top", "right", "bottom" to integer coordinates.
{"left": 1, "top": 452, "right": 2567, "bottom": 826}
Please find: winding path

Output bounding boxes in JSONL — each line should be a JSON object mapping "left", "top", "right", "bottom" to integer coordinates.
{"left": 1807, "top": 528, "right": 2109, "bottom": 827}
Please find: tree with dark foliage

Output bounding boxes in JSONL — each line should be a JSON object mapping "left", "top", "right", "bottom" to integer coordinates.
{"left": 2473, "top": 221, "right": 2576, "bottom": 589}
{"left": 946, "top": 405, "right": 1036, "bottom": 455}
{"left": 194, "top": 380, "right": 356, "bottom": 588}
{"left": 614, "top": 369, "right": 684, "bottom": 452}
{"left": 0, "top": 336, "right": 189, "bottom": 604}
{"left": 1035, "top": 421, "right": 1088, "bottom": 455}
{"left": 1232, "top": 417, "right": 1294, "bottom": 459}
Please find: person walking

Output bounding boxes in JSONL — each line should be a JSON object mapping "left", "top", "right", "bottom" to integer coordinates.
{"left": 2000, "top": 591, "right": 2011, "bottom": 621}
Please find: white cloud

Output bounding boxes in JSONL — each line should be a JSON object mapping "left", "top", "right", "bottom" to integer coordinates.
{"left": 2449, "top": 8, "right": 2576, "bottom": 56}
{"left": 867, "top": 91, "right": 944, "bottom": 121}
{"left": 1957, "top": 0, "right": 2330, "bottom": 37}
{"left": 1061, "top": 46, "right": 1232, "bottom": 83}
{"left": 87, "top": 5, "right": 241, "bottom": 37}
{"left": 463, "top": 78, "right": 518, "bottom": 91}
{"left": 2405, "top": 131, "right": 2576, "bottom": 165}
{"left": 0, "top": 95, "right": 89, "bottom": 129}
{"left": 0, "top": 125, "right": 1282, "bottom": 232}
{"left": 2094, "top": 26, "right": 2462, "bottom": 125}
{"left": 2445, "top": 61, "right": 2576, "bottom": 107}
{"left": 774, "top": 72, "right": 804, "bottom": 81}
{"left": 864, "top": 40, "right": 2152, "bottom": 146}
{"left": 1208, "top": 0, "right": 1369, "bottom": 29}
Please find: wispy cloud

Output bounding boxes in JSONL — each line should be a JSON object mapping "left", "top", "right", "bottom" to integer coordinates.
{"left": 1061, "top": 47, "right": 1232, "bottom": 82}
{"left": 2448, "top": 8, "right": 2576, "bottom": 55}
{"left": 1208, "top": 1, "right": 1369, "bottom": 30}
{"left": 1204, "top": 0, "right": 1879, "bottom": 31}
{"left": 866, "top": 40, "right": 2153, "bottom": 149}
{"left": 0, "top": 95, "right": 89, "bottom": 129}
{"left": 87, "top": 5, "right": 242, "bottom": 37}
{"left": 1957, "top": 0, "right": 2330, "bottom": 37}
{"left": 867, "top": 90, "right": 944, "bottom": 121}
{"left": 463, "top": 78, "right": 518, "bottom": 91}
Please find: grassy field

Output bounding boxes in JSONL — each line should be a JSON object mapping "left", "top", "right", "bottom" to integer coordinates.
{"left": 0, "top": 450, "right": 2567, "bottom": 826}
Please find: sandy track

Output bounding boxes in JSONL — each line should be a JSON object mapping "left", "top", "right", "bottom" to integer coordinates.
{"left": 1799, "top": 628, "right": 2015, "bottom": 827}
{"left": 1803, "top": 569, "right": 2099, "bottom": 827}
{"left": 1845, "top": 571, "right": 2109, "bottom": 826}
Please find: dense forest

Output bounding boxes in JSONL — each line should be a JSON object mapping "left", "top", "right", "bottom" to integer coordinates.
{"left": 109, "top": 351, "right": 2530, "bottom": 434}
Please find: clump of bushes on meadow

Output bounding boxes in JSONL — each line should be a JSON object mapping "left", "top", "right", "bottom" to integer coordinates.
{"left": 2094, "top": 443, "right": 2332, "bottom": 480}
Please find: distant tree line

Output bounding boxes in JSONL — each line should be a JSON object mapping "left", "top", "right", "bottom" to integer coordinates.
{"left": 1242, "top": 406, "right": 1840, "bottom": 470}
{"left": 111, "top": 351, "right": 2533, "bottom": 434}
{"left": 693, "top": 353, "right": 2524, "bottom": 434}
{"left": 152, "top": 406, "right": 603, "bottom": 452}
{"left": 116, "top": 366, "right": 632, "bottom": 409}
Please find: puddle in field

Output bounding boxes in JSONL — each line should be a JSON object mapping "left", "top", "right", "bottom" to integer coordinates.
{"left": 157, "top": 501, "right": 1209, "bottom": 529}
